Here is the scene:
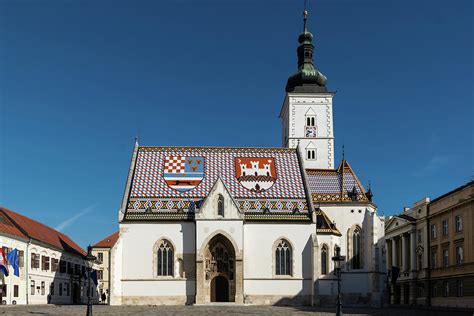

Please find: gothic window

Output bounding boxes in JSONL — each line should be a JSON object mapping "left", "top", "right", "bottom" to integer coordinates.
{"left": 321, "top": 244, "right": 328, "bottom": 275}
{"left": 217, "top": 194, "right": 224, "bottom": 217}
{"left": 275, "top": 239, "right": 292, "bottom": 276}
{"left": 352, "top": 227, "right": 362, "bottom": 269}
{"left": 156, "top": 240, "right": 174, "bottom": 276}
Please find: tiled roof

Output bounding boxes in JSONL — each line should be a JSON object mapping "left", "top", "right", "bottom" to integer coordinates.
{"left": 306, "top": 160, "right": 369, "bottom": 203}
{"left": 0, "top": 210, "right": 27, "bottom": 240}
{"left": 315, "top": 208, "right": 341, "bottom": 236}
{"left": 125, "top": 146, "right": 309, "bottom": 218}
{"left": 92, "top": 231, "right": 119, "bottom": 248}
{"left": 0, "top": 207, "right": 86, "bottom": 256}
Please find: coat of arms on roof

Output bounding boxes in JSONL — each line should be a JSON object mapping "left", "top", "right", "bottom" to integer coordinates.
{"left": 235, "top": 157, "right": 277, "bottom": 193}
{"left": 163, "top": 156, "right": 205, "bottom": 192}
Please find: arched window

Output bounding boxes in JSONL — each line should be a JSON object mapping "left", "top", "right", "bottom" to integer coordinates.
{"left": 307, "top": 149, "right": 316, "bottom": 160}
{"left": 217, "top": 194, "right": 224, "bottom": 217}
{"left": 156, "top": 240, "right": 174, "bottom": 276}
{"left": 321, "top": 244, "right": 328, "bottom": 275}
{"left": 275, "top": 239, "right": 292, "bottom": 276}
{"left": 352, "top": 228, "right": 361, "bottom": 269}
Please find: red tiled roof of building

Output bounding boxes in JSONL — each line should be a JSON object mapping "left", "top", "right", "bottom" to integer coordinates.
{"left": 92, "top": 231, "right": 119, "bottom": 248}
{"left": 0, "top": 207, "right": 86, "bottom": 256}
{"left": 0, "top": 209, "right": 27, "bottom": 240}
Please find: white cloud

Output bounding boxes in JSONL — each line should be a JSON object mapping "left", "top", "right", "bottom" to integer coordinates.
{"left": 55, "top": 204, "right": 96, "bottom": 232}
{"left": 413, "top": 155, "right": 450, "bottom": 177}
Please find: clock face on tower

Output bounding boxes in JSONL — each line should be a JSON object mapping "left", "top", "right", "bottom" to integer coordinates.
{"left": 305, "top": 126, "right": 317, "bottom": 138}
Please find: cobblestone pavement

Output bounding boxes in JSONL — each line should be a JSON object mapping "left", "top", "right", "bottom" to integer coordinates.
{"left": 0, "top": 305, "right": 472, "bottom": 316}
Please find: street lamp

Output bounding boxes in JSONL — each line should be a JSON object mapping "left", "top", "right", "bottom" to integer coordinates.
{"left": 85, "top": 245, "right": 96, "bottom": 316}
{"left": 332, "top": 245, "right": 345, "bottom": 316}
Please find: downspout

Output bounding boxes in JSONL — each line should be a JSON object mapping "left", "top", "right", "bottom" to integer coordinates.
{"left": 25, "top": 239, "right": 32, "bottom": 305}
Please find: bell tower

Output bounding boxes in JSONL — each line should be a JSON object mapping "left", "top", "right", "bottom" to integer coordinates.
{"left": 279, "top": 7, "right": 334, "bottom": 169}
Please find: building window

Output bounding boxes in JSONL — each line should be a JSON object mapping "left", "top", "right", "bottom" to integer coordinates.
{"left": 417, "top": 229, "right": 423, "bottom": 244}
{"left": 432, "top": 282, "right": 438, "bottom": 297}
{"left": 50, "top": 282, "right": 54, "bottom": 296}
{"left": 306, "top": 149, "right": 316, "bottom": 160}
{"left": 74, "top": 264, "right": 81, "bottom": 276}
{"left": 59, "top": 283, "right": 63, "bottom": 296}
{"left": 59, "top": 260, "right": 67, "bottom": 273}
{"left": 456, "top": 245, "right": 463, "bottom": 265}
{"left": 42, "top": 256, "right": 50, "bottom": 271}
{"left": 65, "top": 283, "right": 69, "bottom": 296}
{"left": 457, "top": 280, "right": 463, "bottom": 297}
{"left": 14, "top": 285, "right": 18, "bottom": 298}
{"left": 352, "top": 227, "right": 362, "bottom": 269}
{"left": 156, "top": 240, "right": 174, "bottom": 276}
{"left": 306, "top": 116, "right": 315, "bottom": 127}
{"left": 217, "top": 194, "right": 224, "bottom": 217}
{"left": 67, "top": 262, "right": 73, "bottom": 275}
{"left": 431, "top": 249, "right": 437, "bottom": 269}
{"left": 41, "top": 281, "right": 45, "bottom": 295}
{"left": 51, "top": 258, "right": 59, "bottom": 272}
{"left": 418, "top": 253, "right": 423, "bottom": 270}
{"left": 431, "top": 224, "right": 437, "bottom": 240}
{"left": 443, "top": 281, "right": 449, "bottom": 297}
{"left": 18, "top": 250, "right": 24, "bottom": 268}
{"left": 442, "top": 219, "right": 448, "bottom": 236}
{"left": 97, "top": 252, "right": 103, "bottom": 262}
{"left": 321, "top": 244, "right": 328, "bottom": 275}
{"left": 31, "top": 253, "right": 40, "bottom": 269}
{"left": 275, "top": 239, "right": 292, "bottom": 276}
{"left": 443, "top": 248, "right": 449, "bottom": 267}
{"left": 30, "top": 280, "right": 35, "bottom": 295}
{"left": 455, "top": 215, "right": 462, "bottom": 232}
{"left": 97, "top": 270, "right": 103, "bottom": 280}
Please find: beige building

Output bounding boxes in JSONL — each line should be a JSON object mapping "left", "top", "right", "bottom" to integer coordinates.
{"left": 428, "top": 181, "right": 473, "bottom": 308}
{"left": 91, "top": 231, "right": 118, "bottom": 304}
{"left": 385, "top": 198, "right": 430, "bottom": 305}
{"left": 386, "top": 180, "right": 473, "bottom": 308}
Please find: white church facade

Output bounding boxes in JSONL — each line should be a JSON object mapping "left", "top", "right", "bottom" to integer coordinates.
{"left": 110, "top": 10, "right": 386, "bottom": 307}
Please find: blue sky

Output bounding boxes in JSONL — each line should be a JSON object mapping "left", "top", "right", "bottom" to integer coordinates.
{"left": 0, "top": 0, "right": 472, "bottom": 248}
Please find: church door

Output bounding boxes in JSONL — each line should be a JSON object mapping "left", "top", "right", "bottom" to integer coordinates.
{"left": 211, "top": 276, "right": 229, "bottom": 302}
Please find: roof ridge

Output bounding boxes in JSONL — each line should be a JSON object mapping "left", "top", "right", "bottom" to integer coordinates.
{"left": 138, "top": 146, "right": 297, "bottom": 151}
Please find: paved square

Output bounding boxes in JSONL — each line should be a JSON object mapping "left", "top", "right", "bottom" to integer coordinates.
{"left": 0, "top": 305, "right": 471, "bottom": 316}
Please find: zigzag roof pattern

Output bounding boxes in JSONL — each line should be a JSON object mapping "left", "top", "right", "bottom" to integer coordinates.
{"left": 125, "top": 146, "right": 309, "bottom": 216}
{"left": 306, "top": 160, "right": 369, "bottom": 203}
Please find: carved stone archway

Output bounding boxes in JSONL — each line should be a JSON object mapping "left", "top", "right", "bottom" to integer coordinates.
{"left": 196, "top": 233, "right": 243, "bottom": 303}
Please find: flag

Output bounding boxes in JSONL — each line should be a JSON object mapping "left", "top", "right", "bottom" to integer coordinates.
{"left": 6, "top": 249, "right": 19, "bottom": 277}
{"left": 0, "top": 248, "right": 9, "bottom": 277}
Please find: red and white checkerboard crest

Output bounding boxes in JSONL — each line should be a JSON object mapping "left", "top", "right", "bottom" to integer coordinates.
{"left": 235, "top": 157, "right": 277, "bottom": 193}
{"left": 164, "top": 156, "right": 205, "bottom": 192}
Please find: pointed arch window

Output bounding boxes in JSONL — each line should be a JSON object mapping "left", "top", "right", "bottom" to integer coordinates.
{"left": 321, "top": 244, "right": 328, "bottom": 275}
{"left": 157, "top": 240, "right": 174, "bottom": 276}
{"left": 275, "top": 239, "right": 292, "bottom": 276}
{"left": 352, "top": 227, "right": 361, "bottom": 269}
{"left": 217, "top": 194, "right": 224, "bottom": 217}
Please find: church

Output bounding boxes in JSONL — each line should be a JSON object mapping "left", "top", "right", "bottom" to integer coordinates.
{"left": 109, "top": 9, "right": 386, "bottom": 307}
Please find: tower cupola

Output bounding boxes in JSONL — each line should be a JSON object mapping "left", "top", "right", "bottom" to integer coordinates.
{"left": 286, "top": 9, "right": 327, "bottom": 93}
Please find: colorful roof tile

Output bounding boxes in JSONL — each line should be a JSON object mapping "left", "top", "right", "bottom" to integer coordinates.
{"left": 124, "top": 146, "right": 309, "bottom": 219}
{"left": 92, "top": 231, "right": 119, "bottom": 248}
{"left": 0, "top": 207, "right": 86, "bottom": 256}
{"left": 306, "top": 160, "right": 369, "bottom": 203}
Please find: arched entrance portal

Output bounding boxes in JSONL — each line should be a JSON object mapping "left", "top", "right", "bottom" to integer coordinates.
{"left": 211, "top": 276, "right": 229, "bottom": 302}
{"left": 204, "top": 234, "right": 235, "bottom": 302}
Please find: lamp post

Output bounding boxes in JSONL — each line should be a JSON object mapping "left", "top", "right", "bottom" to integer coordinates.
{"left": 85, "top": 245, "right": 96, "bottom": 316}
{"left": 332, "top": 245, "right": 345, "bottom": 316}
